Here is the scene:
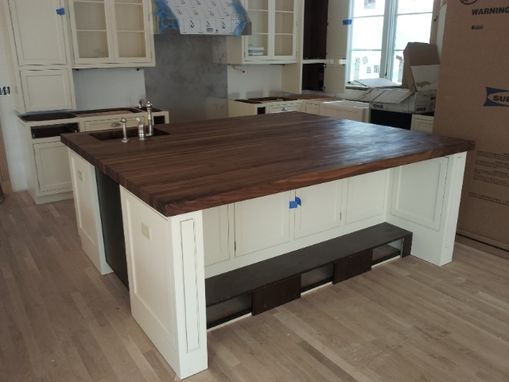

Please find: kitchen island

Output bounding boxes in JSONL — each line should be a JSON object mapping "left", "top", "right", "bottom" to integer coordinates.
{"left": 62, "top": 112, "right": 474, "bottom": 379}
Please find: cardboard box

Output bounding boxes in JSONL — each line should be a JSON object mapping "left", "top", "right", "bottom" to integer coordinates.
{"left": 434, "top": 0, "right": 509, "bottom": 252}
{"left": 352, "top": 43, "right": 440, "bottom": 113}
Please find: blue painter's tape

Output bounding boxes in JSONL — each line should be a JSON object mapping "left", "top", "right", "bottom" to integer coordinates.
{"left": 289, "top": 200, "right": 298, "bottom": 209}
{"left": 154, "top": 0, "right": 179, "bottom": 33}
{"left": 295, "top": 197, "right": 302, "bottom": 206}
{"left": 56, "top": 7, "right": 65, "bottom": 16}
{"left": 343, "top": 19, "right": 352, "bottom": 25}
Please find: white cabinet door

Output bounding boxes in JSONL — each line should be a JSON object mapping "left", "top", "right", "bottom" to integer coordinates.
{"left": 9, "top": 0, "right": 68, "bottom": 66}
{"left": 267, "top": 102, "right": 301, "bottom": 114}
{"left": 345, "top": 170, "right": 388, "bottom": 225}
{"left": 234, "top": 191, "right": 294, "bottom": 257}
{"left": 68, "top": 0, "right": 154, "bottom": 66}
{"left": 295, "top": 180, "right": 342, "bottom": 238}
{"left": 20, "top": 69, "right": 74, "bottom": 112}
{"left": 203, "top": 206, "right": 230, "bottom": 267}
{"left": 33, "top": 141, "right": 72, "bottom": 194}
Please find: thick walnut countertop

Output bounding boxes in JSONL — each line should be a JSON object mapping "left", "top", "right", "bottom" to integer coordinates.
{"left": 61, "top": 112, "right": 474, "bottom": 217}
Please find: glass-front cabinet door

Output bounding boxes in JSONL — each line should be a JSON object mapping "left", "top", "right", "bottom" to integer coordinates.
{"left": 69, "top": 0, "right": 153, "bottom": 66}
{"left": 69, "top": 0, "right": 113, "bottom": 63}
{"left": 244, "top": 0, "right": 297, "bottom": 63}
{"left": 112, "top": 0, "right": 152, "bottom": 63}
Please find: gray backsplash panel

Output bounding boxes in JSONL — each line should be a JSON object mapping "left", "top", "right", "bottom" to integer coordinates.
{"left": 145, "top": 32, "right": 228, "bottom": 123}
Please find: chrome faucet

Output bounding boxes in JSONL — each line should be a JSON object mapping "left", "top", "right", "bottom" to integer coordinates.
{"left": 146, "top": 100, "right": 154, "bottom": 137}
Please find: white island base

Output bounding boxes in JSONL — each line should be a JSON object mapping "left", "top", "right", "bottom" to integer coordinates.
{"left": 114, "top": 153, "right": 467, "bottom": 379}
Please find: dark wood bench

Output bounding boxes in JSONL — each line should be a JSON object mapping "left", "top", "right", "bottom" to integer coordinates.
{"left": 205, "top": 222, "right": 412, "bottom": 327}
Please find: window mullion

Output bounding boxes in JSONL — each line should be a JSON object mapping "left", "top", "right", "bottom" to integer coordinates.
{"left": 381, "top": 0, "right": 398, "bottom": 79}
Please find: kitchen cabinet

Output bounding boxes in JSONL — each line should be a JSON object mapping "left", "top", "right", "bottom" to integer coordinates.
{"left": 68, "top": 0, "right": 155, "bottom": 67}
{"left": 8, "top": 0, "right": 69, "bottom": 66}
{"left": 226, "top": 0, "right": 299, "bottom": 64}
{"left": 411, "top": 114, "right": 434, "bottom": 134}
{"left": 7, "top": 0, "right": 76, "bottom": 113}
{"left": 206, "top": 171, "right": 390, "bottom": 276}
{"left": 20, "top": 69, "right": 75, "bottom": 112}
{"left": 33, "top": 140, "right": 72, "bottom": 194}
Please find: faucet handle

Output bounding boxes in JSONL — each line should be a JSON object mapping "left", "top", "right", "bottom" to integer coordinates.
{"left": 120, "top": 118, "right": 128, "bottom": 143}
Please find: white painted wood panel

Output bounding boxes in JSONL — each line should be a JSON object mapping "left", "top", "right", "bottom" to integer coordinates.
{"left": 294, "top": 180, "right": 342, "bottom": 238}
{"left": 33, "top": 141, "right": 71, "bottom": 194}
{"left": 391, "top": 157, "right": 447, "bottom": 231}
{"left": 203, "top": 206, "right": 230, "bottom": 267}
{"left": 234, "top": 191, "right": 294, "bottom": 257}
{"left": 20, "top": 69, "right": 74, "bottom": 112}
{"left": 68, "top": 150, "right": 111, "bottom": 275}
{"left": 9, "top": 0, "right": 68, "bottom": 66}
{"left": 121, "top": 188, "right": 207, "bottom": 379}
{"left": 345, "top": 170, "right": 388, "bottom": 224}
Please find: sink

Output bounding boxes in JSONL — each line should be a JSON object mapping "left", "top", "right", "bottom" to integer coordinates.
{"left": 91, "top": 127, "right": 169, "bottom": 141}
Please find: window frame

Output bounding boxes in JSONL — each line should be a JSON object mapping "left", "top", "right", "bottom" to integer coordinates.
{"left": 346, "top": 0, "right": 434, "bottom": 84}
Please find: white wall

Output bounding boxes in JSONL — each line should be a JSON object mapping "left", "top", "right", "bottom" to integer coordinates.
{"left": 73, "top": 68, "right": 146, "bottom": 110}
{"left": 227, "top": 65, "right": 283, "bottom": 99}
{"left": 0, "top": 3, "right": 27, "bottom": 191}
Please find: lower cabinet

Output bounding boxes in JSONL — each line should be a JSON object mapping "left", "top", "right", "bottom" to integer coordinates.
{"left": 19, "top": 68, "right": 75, "bottom": 112}
{"left": 33, "top": 140, "right": 72, "bottom": 194}
{"left": 204, "top": 172, "right": 389, "bottom": 275}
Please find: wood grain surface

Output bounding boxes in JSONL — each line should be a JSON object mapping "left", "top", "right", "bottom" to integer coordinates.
{"left": 1, "top": 193, "right": 508, "bottom": 382}
{"left": 0, "top": 122, "right": 11, "bottom": 193}
{"left": 61, "top": 112, "right": 474, "bottom": 216}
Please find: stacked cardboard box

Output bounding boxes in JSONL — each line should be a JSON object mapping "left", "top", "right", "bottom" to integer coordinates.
{"left": 435, "top": 0, "right": 509, "bottom": 253}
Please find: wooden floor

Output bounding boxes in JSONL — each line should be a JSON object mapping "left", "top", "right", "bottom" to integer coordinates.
{"left": 1, "top": 193, "right": 509, "bottom": 382}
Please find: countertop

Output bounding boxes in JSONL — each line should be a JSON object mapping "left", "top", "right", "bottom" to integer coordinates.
{"left": 61, "top": 112, "right": 474, "bottom": 217}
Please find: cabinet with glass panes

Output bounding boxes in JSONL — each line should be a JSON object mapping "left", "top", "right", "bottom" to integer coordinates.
{"left": 68, "top": 0, "right": 155, "bottom": 67}
{"left": 226, "top": 0, "right": 298, "bottom": 64}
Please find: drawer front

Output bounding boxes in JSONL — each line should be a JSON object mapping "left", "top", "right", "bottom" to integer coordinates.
{"left": 82, "top": 116, "right": 144, "bottom": 132}
{"left": 267, "top": 103, "right": 300, "bottom": 114}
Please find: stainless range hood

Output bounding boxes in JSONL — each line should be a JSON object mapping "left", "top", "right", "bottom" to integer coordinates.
{"left": 154, "top": 0, "right": 251, "bottom": 36}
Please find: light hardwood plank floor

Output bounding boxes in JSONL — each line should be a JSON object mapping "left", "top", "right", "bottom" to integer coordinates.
{"left": 1, "top": 193, "right": 508, "bottom": 382}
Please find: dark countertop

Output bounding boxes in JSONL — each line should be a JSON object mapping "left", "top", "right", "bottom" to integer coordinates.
{"left": 61, "top": 112, "right": 474, "bottom": 217}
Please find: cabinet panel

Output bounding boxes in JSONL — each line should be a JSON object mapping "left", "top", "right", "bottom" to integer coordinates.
{"left": 391, "top": 157, "right": 448, "bottom": 231}
{"left": 9, "top": 0, "right": 68, "bottom": 65}
{"left": 234, "top": 191, "right": 294, "bottom": 257}
{"left": 203, "top": 206, "right": 230, "bottom": 267}
{"left": 33, "top": 141, "right": 72, "bottom": 194}
{"left": 345, "top": 170, "right": 388, "bottom": 224}
{"left": 295, "top": 180, "right": 342, "bottom": 238}
{"left": 20, "top": 69, "right": 74, "bottom": 112}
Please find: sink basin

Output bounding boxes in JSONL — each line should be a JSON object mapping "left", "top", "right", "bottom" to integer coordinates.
{"left": 91, "top": 127, "right": 169, "bottom": 141}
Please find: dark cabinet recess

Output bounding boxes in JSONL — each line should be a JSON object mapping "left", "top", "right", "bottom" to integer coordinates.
{"left": 302, "top": 63, "right": 326, "bottom": 91}
{"left": 303, "top": 0, "right": 329, "bottom": 59}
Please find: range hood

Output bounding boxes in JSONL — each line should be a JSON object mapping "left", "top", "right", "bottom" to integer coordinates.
{"left": 154, "top": 0, "right": 251, "bottom": 36}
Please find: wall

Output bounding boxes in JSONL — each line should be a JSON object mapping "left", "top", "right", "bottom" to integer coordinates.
{"left": 0, "top": 3, "right": 27, "bottom": 191}
{"left": 227, "top": 65, "right": 283, "bottom": 99}
{"left": 73, "top": 68, "right": 146, "bottom": 110}
{"left": 144, "top": 32, "right": 228, "bottom": 123}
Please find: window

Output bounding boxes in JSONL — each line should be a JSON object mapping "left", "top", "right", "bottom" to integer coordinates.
{"left": 348, "top": 0, "right": 434, "bottom": 84}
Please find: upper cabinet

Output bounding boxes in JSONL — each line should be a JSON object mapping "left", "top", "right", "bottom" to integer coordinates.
{"left": 68, "top": 0, "right": 155, "bottom": 67}
{"left": 8, "top": 0, "right": 69, "bottom": 66}
{"left": 226, "top": 0, "right": 299, "bottom": 64}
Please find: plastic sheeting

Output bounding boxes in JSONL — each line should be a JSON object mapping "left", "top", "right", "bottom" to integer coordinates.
{"left": 154, "top": 0, "right": 250, "bottom": 36}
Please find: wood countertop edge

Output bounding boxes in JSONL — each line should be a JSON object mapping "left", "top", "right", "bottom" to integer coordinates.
{"left": 61, "top": 115, "right": 475, "bottom": 218}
